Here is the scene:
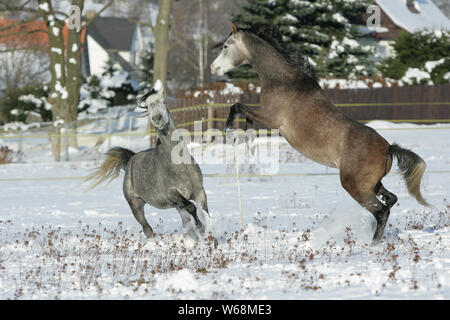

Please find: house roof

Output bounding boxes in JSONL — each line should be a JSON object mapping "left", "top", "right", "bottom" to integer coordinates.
{"left": 376, "top": 0, "right": 450, "bottom": 32}
{"left": 0, "top": 19, "right": 48, "bottom": 48}
{"left": 84, "top": 17, "right": 139, "bottom": 77}
{"left": 87, "top": 17, "right": 136, "bottom": 52}
{"left": 0, "top": 18, "right": 86, "bottom": 49}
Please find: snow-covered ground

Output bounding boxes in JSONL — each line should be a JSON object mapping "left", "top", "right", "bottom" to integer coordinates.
{"left": 0, "top": 119, "right": 449, "bottom": 299}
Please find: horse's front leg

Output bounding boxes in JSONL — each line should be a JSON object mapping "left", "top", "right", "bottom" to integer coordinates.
{"left": 195, "top": 189, "right": 209, "bottom": 218}
{"left": 225, "top": 103, "right": 255, "bottom": 129}
{"left": 170, "top": 190, "right": 206, "bottom": 236}
{"left": 195, "top": 189, "right": 218, "bottom": 246}
{"left": 125, "top": 196, "right": 154, "bottom": 238}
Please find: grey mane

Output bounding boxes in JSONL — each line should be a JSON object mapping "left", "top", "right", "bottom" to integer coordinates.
{"left": 239, "top": 23, "right": 317, "bottom": 81}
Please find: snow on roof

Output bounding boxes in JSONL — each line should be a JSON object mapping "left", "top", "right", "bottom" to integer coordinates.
{"left": 376, "top": 0, "right": 450, "bottom": 32}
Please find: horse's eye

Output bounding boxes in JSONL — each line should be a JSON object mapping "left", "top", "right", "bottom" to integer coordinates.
{"left": 224, "top": 45, "right": 228, "bottom": 49}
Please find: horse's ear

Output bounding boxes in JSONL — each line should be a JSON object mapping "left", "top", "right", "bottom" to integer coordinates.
{"left": 154, "top": 79, "right": 164, "bottom": 97}
{"left": 232, "top": 22, "right": 238, "bottom": 34}
{"left": 157, "top": 86, "right": 164, "bottom": 98}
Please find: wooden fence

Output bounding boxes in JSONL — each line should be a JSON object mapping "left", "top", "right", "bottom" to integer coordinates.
{"left": 325, "top": 84, "right": 450, "bottom": 121}
{"left": 166, "top": 84, "right": 450, "bottom": 134}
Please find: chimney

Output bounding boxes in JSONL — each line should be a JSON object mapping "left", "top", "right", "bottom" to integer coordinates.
{"left": 84, "top": 10, "right": 96, "bottom": 19}
{"left": 407, "top": 0, "right": 420, "bottom": 14}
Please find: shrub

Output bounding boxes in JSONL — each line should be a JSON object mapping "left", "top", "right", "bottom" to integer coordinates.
{"left": 0, "top": 86, "right": 51, "bottom": 123}
{"left": 105, "top": 81, "right": 137, "bottom": 107}
{"left": 380, "top": 30, "right": 450, "bottom": 84}
{"left": 0, "top": 146, "right": 14, "bottom": 164}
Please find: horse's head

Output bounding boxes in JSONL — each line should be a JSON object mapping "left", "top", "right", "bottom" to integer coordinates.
{"left": 210, "top": 23, "right": 250, "bottom": 76}
{"left": 137, "top": 87, "right": 170, "bottom": 133}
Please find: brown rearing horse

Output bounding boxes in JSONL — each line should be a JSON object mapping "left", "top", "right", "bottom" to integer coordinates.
{"left": 211, "top": 23, "right": 431, "bottom": 244}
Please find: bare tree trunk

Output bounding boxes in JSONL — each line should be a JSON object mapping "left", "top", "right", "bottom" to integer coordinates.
{"left": 149, "top": 0, "right": 173, "bottom": 147}
{"left": 66, "top": 0, "right": 84, "bottom": 148}
{"left": 152, "top": 0, "right": 173, "bottom": 94}
{"left": 40, "top": 0, "right": 111, "bottom": 155}
{"left": 39, "top": 0, "right": 68, "bottom": 159}
{"left": 198, "top": 0, "right": 204, "bottom": 88}
{"left": 4, "top": 0, "right": 112, "bottom": 157}
{"left": 203, "top": 1, "right": 208, "bottom": 86}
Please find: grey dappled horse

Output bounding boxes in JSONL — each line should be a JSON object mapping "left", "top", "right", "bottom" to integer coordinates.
{"left": 86, "top": 88, "right": 209, "bottom": 240}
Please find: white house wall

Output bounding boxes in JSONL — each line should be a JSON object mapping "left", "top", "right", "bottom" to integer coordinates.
{"left": 87, "top": 35, "right": 109, "bottom": 76}
{"left": 118, "top": 51, "right": 130, "bottom": 63}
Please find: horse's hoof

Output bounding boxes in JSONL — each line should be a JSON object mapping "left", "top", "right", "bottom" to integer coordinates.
{"left": 225, "top": 121, "right": 234, "bottom": 129}
{"left": 143, "top": 229, "right": 154, "bottom": 238}
{"left": 212, "top": 237, "right": 219, "bottom": 248}
{"left": 197, "top": 224, "right": 206, "bottom": 235}
{"left": 187, "top": 230, "right": 200, "bottom": 242}
{"left": 370, "top": 238, "right": 381, "bottom": 246}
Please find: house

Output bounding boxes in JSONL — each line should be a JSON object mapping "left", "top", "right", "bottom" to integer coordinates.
{"left": 0, "top": 14, "right": 154, "bottom": 89}
{"left": 0, "top": 18, "right": 48, "bottom": 49}
{"left": 0, "top": 17, "right": 86, "bottom": 98}
{"left": 373, "top": 0, "right": 450, "bottom": 37}
{"left": 83, "top": 17, "right": 154, "bottom": 81}
{"left": 364, "top": 0, "right": 450, "bottom": 58}
{"left": 0, "top": 17, "right": 87, "bottom": 50}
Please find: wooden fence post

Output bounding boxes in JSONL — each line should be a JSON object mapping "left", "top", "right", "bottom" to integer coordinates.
{"left": 55, "top": 126, "right": 61, "bottom": 162}
{"left": 17, "top": 131, "right": 23, "bottom": 163}
{"left": 64, "top": 123, "right": 69, "bottom": 162}
{"left": 107, "top": 108, "right": 112, "bottom": 150}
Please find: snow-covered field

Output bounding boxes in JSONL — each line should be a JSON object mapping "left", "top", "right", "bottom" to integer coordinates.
{"left": 0, "top": 119, "right": 449, "bottom": 300}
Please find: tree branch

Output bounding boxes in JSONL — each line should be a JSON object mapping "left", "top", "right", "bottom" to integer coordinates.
{"left": 125, "top": 17, "right": 154, "bottom": 31}
{"left": 0, "top": 15, "right": 43, "bottom": 33}
{"left": 0, "top": 28, "right": 48, "bottom": 39}
{"left": 0, "top": 45, "right": 49, "bottom": 53}
{"left": 81, "top": 0, "right": 114, "bottom": 30}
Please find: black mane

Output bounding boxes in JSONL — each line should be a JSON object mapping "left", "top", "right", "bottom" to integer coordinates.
{"left": 137, "top": 88, "right": 158, "bottom": 108}
{"left": 240, "top": 23, "right": 317, "bottom": 81}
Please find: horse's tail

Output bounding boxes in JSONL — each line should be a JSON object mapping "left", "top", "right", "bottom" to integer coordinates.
{"left": 388, "top": 144, "right": 431, "bottom": 207}
{"left": 85, "top": 147, "right": 135, "bottom": 190}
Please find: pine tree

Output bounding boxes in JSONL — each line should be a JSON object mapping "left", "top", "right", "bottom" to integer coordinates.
{"left": 280, "top": 0, "right": 374, "bottom": 78}
{"left": 102, "top": 54, "right": 120, "bottom": 77}
{"left": 229, "top": 0, "right": 291, "bottom": 81}
{"left": 231, "top": 0, "right": 375, "bottom": 80}
{"left": 379, "top": 30, "right": 450, "bottom": 84}
{"left": 139, "top": 44, "right": 155, "bottom": 91}
{"left": 101, "top": 56, "right": 137, "bottom": 107}
{"left": 233, "top": 0, "right": 290, "bottom": 27}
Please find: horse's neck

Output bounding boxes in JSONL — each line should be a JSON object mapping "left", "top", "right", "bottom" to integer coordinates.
{"left": 246, "top": 35, "right": 296, "bottom": 84}
{"left": 155, "top": 115, "right": 180, "bottom": 152}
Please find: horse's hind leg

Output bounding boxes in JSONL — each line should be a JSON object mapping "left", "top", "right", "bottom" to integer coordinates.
{"left": 364, "top": 197, "right": 391, "bottom": 244}
{"left": 126, "top": 197, "right": 153, "bottom": 238}
{"left": 341, "top": 173, "right": 392, "bottom": 244}
{"left": 375, "top": 182, "right": 398, "bottom": 209}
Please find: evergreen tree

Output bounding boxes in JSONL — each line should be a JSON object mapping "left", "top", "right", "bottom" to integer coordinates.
{"left": 102, "top": 54, "right": 120, "bottom": 77}
{"left": 229, "top": 0, "right": 291, "bottom": 81}
{"left": 280, "top": 0, "right": 374, "bottom": 78}
{"left": 233, "top": 0, "right": 290, "bottom": 28}
{"left": 101, "top": 56, "right": 137, "bottom": 107}
{"left": 231, "top": 0, "right": 375, "bottom": 80}
{"left": 379, "top": 30, "right": 450, "bottom": 85}
{"left": 139, "top": 44, "right": 155, "bottom": 91}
